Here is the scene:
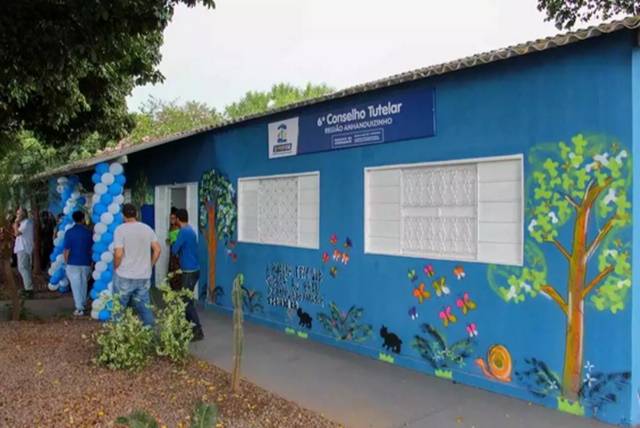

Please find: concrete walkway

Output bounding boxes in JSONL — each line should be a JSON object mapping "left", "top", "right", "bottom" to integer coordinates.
{"left": 191, "top": 308, "right": 610, "bottom": 428}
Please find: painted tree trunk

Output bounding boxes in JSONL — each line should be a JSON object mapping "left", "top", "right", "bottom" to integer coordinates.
{"left": 207, "top": 204, "right": 217, "bottom": 302}
{"left": 231, "top": 274, "right": 244, "bottom": 392}
{"left": 562, "top": 203, "right": 590, "bottom": 401}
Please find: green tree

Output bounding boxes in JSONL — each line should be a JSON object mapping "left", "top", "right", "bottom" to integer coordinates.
{"left": 224, "top": 83, "right": 333, "bottom": 119}
{"left": 127, "top": 97, "right": 223, "bottom": 145}
{"left": 0, "top": 0, "right": 215, "bottom": 149}
{"left": 538, "top": 0, "right": 640, "bottom": 29}
{"left": 487, "top": 134, "right": 631, "bottom": 401}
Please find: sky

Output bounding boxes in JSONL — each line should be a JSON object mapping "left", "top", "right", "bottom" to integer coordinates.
{"left": 127, "top": 0, "right": 567, "bottom": 112}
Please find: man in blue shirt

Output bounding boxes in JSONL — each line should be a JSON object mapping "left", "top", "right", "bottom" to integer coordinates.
{"left": 172, "top": 208, "right": 204, "bottom": 341}
{"left": 64, "top": 210, "right": 93, "bottom": 316}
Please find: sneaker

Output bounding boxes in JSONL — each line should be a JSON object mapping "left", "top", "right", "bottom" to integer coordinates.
{"left": 73, "top": 310, "right": 84, "bottom": 317}
{"left": 192, "top": 329, "right": 204, "bottom": 342}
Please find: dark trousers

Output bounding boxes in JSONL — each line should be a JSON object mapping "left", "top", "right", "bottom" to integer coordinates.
{"left": 181, "top": 271, "right": 202, "bottom": 332}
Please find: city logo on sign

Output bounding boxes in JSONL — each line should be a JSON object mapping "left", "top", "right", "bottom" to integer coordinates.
{"left": 273, "top": 123, "right": 292, "bottom": 153}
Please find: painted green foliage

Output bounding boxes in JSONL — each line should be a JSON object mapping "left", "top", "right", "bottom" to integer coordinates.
{"left": 488, "top": 134, "right": 631, "bottom": 311}
{"left": 198, "top": 170, "right": 236, "bottom": 241}
{"left": 487, "top": 134, "right": 631, "bottom": 401}
{"left": 411, "top": 323, "right": 475, "bottom": 370}
{"left": 317, "top": 302, "right": 373, "bottom": 343}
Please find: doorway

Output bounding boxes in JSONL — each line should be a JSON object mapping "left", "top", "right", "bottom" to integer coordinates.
{"left": 154, "top": 182, "right": 198, "bottom": 288}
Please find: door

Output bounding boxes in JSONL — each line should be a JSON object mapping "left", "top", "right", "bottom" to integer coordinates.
{"left": 154, "top": 185, "right": 170, "bottom": 286}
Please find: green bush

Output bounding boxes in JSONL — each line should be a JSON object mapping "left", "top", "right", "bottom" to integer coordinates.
{"left": 95, "top": 300, "right": 154, "bottom": 371}
{"left": 154, "top": 281, "right": 194, "bottom": 363}
{"left": 116, "top": 403, "right": 217, "bottom": 428}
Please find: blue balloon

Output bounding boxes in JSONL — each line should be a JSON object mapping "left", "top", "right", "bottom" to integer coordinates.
{"left": 96, "top": 163, "right": 109, "bottom": 174}
{"left": 58, "top": 285, "right": 70, "bottom": 294}
{"left": 100, "top": 270, "right": 112, "bottom": 282}
{"left": 114, "top": 213, "right": 124, "bottom": 224}
{"left": 100, "top": 193, "right": 113, "bottom": 205}
{"left": 108, "top": 183, "right": 123, "bottom": 196}
{"left": 90, "top": 289, "right": 100, "bottom": 300}
{"left": 92, "top": 214, "right": 100, "bottom": 224}
{"left": 92, "top": 252, "right": 101, "bottom": 263}
{"left": 91, "top": 173, "right": 101, "bottom": 184}
{"left": 94, "top": 203, "right": 107, "bottom": 215}
{"left": 77, "top": 197, "right": 86, "bottom": 205}
{"left": 102, "top": 232, "right": 113, "bottom": 243}
{"left": 49, "top": 253, "right": 56, "bottom": 262}
{"left": 98, "top": 309, "right": 110, "bottom": 321}
{"left": 115, "top": 175, "right": 126, "bottom": 185}
{"left": 94, "top": 243, "right": 106, "bottom": 253}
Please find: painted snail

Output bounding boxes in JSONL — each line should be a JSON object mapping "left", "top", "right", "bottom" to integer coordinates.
{"left": 475, "top": 344, "right": 512, "bottom": 382}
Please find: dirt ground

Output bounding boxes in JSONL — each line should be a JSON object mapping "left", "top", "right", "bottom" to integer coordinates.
{"left": 0, "top": 319, "right": 341, "bottom": 428}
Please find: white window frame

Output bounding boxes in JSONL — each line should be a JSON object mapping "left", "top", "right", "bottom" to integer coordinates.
{"left": 238, "top": 171, "right": 320, "bottom": 249}
{"left": 364, "top": 154, "right": 524, "bottom": 266}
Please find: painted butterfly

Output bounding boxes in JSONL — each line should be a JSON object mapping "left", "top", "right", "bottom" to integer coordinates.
{"left": 423, "top": 264, "right": 435, "bottom": 277}
{"left": 344, "top": 237, "right": 352, "bottom": 249}
{"left": 456, "top": 292, "right": 477, "bottom": 315}
{"left": 329, "top": 233, "right": 338, "bottom": 245}
{"left": 341, "top": 252, "right": 350, "bottom": 265}
{"left": 439, "top": 306, "right": 457, "bottom": 327}
{"left": 453, "top": 265, "right": 466, "bottom": 280}
{"left": 466, "top": 323, "right": 478, "bottom": 337}
{"left": 329, "top": 266, "right": 338, "bottom": 278}
{"left": 333, "top": 249, "right": 342, "bottom": 261}
{"left": 413, "top": 283, "right": 431, "bottom": 303}
{"left": 407, "top": 269, "right": 418, "bottom": 282}
{"left": 408, "top": 306, "right": 419, "bottom": 320}
{"left": 432, "top": 277, "right": 450, "bottom": 297}
{"left": 322, "top": 251, "right": 330, "bottom": 264}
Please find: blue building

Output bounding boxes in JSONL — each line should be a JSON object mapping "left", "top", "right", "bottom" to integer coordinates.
{"left": 45, "top": 17, "right": 640, "bottom": 425}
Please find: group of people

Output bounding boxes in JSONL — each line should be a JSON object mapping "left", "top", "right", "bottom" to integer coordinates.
{"left": 5, "top": 203, "right": 204, "bottom": 341}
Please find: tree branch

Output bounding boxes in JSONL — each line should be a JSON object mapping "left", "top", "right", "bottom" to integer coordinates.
{"left": 586, "top": 215, "right": 617, "bottom": 261}
{"left": 563, "top": 194, "right": 579, "bottom": 210}
{"left": 583, "top": 265, "right": 615, "bottom": 299}
{"left": 583, "top": 177, "right": 613, "bottom": 208}
{"left": 550, "top": 239, "right": 571, "bottom": 260}
{"left": 540, "top": 285, "right": 568, "bottom": 316}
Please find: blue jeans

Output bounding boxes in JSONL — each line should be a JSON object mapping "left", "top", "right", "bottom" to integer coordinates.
{"left": 113, "top": 274, "right": 155, "bottom": 327}
{"left": 66, "top": 265, "right": 90, "bottom": 312}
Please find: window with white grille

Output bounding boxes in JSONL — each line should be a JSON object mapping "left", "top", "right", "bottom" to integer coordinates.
{"left": 365, "top": 155, "right": 523, "bottom": 266}
{"left": 238, "top": 172, "right": 319, "bottom": 249}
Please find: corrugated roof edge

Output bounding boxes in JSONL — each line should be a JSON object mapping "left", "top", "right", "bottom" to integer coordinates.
{"left": 40, "top": 15, "right": 640, "bottom": 178}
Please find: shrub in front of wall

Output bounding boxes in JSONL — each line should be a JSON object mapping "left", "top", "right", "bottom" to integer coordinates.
{"left": 154, "top": 281, "right": 194, "bottom": 363}
{"left": 95, "top": 304, "right": 154, "bottom": 371}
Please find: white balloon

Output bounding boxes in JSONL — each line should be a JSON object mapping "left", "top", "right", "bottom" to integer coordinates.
{"left": 95, "top": 261, "right": 107, "bottom": 272}
{"left": 57, "top": 177, "right": 68, "bottom": 184}
{"left": 62, "top": 206, "right": 70, "bottom": 215}
{"left": 48, "top": 283, "right": 59, "bottom": 291}
{"left": 94, "top": 223, "right": 107, "bottom": 234}
{"left": 92, "top": 193, "right": 101, "bottom": 203}
{"left": 101, "top": 173, "right": 115, "bottom": 185}
{"left": 59, "top": 278, "right": 69, "bottom": 287}
{"left": 90, "top": 310, "right": 99, "bottom": 320}
{"left": 100, "top": 212, "right": 114, "bottom": 225}
{"left": 100, "top": 252, "right": 114, "bottom": 263}
{"left": 92, "top": 270, "right": 101, "bottom": 280}
{"left": 108, "top": 243, "right": 114, "bottom": 252}
{"left": 114, "top": 195, "right": 125, "bottom": 205}
{"left": 109, "top": 163, "right": 124, "bottom": 175}
{"left": 57, "top": 230, "right": 64, "bottom": 238}
{"left": 71, "top": 191, "right": 80, "bottom": 200}
{"left": 56, "top": 254, "right": 64, "bottom": 263}
{"left": 53, "top": 237, "right": 62, "bottom": 247}
{"left": 108, "top": 203, "right": 120, "bottom": 214}
{"left": 94, "top": 183, "right": 107, "bottom": 195}
{"left": 56, "top": 185, "right": 64, "bottom": 193}
{"left": 64, "top": 224, "right": 73, "bottom": 232}
{"left": 93, "top": 233, "right": 101, "bottom": 243}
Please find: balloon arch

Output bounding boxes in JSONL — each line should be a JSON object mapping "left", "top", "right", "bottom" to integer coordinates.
{"left": 48, "top": 161, "right": 126, "bottom": 321}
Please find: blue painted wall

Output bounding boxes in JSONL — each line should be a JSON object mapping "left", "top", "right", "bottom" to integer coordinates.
{"left": 79, "top": 30, "right": 637, "bottom": 425}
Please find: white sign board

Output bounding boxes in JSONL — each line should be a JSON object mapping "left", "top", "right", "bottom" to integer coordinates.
{"left": 268, "top": 117, "right": 299, "bottom": 159}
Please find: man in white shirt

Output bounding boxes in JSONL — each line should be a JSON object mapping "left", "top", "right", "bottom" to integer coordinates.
{"left": 113, "top": 203, "right": 161, "bottom": 326}
{"left": 13, "top": 207, "right": 34, "bottom": 298}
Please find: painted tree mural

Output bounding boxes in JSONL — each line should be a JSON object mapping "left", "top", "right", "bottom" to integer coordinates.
{"left": 488, "top": 134, "right": 631, "bottom": 402}
{"left": 199, "top": 170, "right": 237, "bottom": 302}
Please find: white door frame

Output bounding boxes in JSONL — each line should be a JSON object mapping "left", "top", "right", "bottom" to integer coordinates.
{"left": 154, "top": 182, "right": 199, "bottom": 287}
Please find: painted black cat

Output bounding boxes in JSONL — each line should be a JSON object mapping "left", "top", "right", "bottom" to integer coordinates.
{"left": 380, "top": 325, "right": 402, "bottom": 354}
{"left": 297, "top": 307, "right": 312, "bottom": 329}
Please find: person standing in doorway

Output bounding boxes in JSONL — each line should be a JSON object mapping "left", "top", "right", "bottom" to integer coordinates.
{"left": 64, "top": 211, "right": 93, "bottom": 316}
{"left": 13, "top": 207, "right": 34, "bottom": 299}
{"left": 167, "top": 207, "right": 181, "bottom": 290}
{"left": 113, "top": 203, "right": 161, "bottom": 327}
{"left": 171, "top": 208, "right": 204, "bottom": 341}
